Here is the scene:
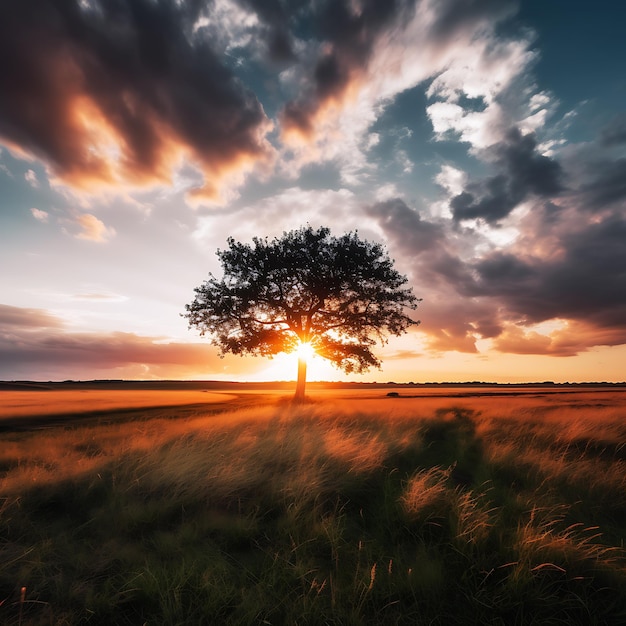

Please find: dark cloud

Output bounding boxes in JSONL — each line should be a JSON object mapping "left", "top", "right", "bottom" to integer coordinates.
{"left": 281, "top": 0, "right": 414, "bottom": 137}
{"left": 365, "top": 197, "right": 478, "bottom": 290}
{"left": 430, "top": 0, "right": 517, "bottom": 40}
{"left": 579, "top": 158, "right": 626, "bottom": 210}
{"left": 0, "top": 0, "right": 271, "bottom": 196}
{"left": 236, "top": 0, "right": 309, "bottom": 63}
{"left": 472, "top": 252, "right": 534, "bottom": 288}
{"left": 365, "top": 198, "right": 495, "bottom": 352}
{"left": 558, "top": 116, "right": 626, "bottom": 212}
{"left": 368, "top": 194, "right": 626, "bottom": 355}
{"left": 365, "top": 197, "right": 444, "bottom": 254}
{"left": 600, "top": 113, "right": 626, "bottom": 147}
{"left": 450, "top": 128, "right": 564, "bottom": 223}
{"left": 314, "top": 0, "right": 406, "bottom": 57}
{"left": 468, "top": 214, "right": 626, "bottom": 339}
{"left": 418, "top": 295, "right": 499, "bottom": 353}
{"left": 279, "top": 0, "right": 521, "bottom": 140}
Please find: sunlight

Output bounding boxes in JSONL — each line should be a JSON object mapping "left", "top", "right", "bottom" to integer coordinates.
{"left": 294, "top": 340, "right": 316, "bottom": 362}
{"left": 244, "top": 342, "right": 339, "bottom": 382}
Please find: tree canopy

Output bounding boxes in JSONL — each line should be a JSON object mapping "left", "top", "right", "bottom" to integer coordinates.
{"left": 184, "top": 226, "right": 420, "bottom": 399}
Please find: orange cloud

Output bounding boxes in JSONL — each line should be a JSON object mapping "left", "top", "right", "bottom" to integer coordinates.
{"left": 0, "top": 1, "right": 273, "bottom": 203}
{"left": 493, "top": 321, "right": 626, "bottom": 357}
{"left": 74, "top": 213, "right": 115, "bottom": 243}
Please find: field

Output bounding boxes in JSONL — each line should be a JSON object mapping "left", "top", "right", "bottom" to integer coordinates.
{"left": 1, "top": 383, "right": 625, "bottom": 625}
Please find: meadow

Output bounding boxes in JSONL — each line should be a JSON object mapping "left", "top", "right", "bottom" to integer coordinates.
{"left": 1, "top": 385, "right": 625, "bottom": 625}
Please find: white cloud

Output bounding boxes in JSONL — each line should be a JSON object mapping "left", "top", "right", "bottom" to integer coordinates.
{"left": 425, "top": 31, "right": 552, "bottom": 150}
{"left": 427, "top": 102, "right": 466, "bottom": 136}
{"left": 365, "top": 133, "right": 380, "bottom": 149}
{"left": 529, "top": 92, "right": 552, "bottom": 112}
{"left": 395, "top": 150, "right": 413, "bottom": 174}
{"left": 374, "top": 183, "right": 401, "bottom": 202}
{"left": 436, "top": 165, "right": 467, "bottom": 196}
{"left": 426, "top": 37, "right": 536, "bottom": 106}
{"left": 193, "top": 0, "right": 260, "bottom": 54}
{"left": 277, "top": 0, "right": 537, "bottom": 187}
{"left": 192, "top": 186, "right": 386, "bottom": 258}
{"left": 430, "top": 165, "right": 467, "bottom": 219}
{"left": 25, "top": 169, "right": 39, "bottom": 187}
{"left": 31, "top": 208, "right": 49, "bottom": 222}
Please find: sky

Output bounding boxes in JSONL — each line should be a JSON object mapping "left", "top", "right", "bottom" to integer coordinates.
{"left": 1, "top": 0, "right": 625, "bottom": 383}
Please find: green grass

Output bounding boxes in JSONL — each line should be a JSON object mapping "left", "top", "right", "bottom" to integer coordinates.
{"left": 1, "top": 395, "right": 625, "bottom": 624}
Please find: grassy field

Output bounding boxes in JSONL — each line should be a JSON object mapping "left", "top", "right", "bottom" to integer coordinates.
{"left": 1, "top": 386, "right": 625, "bottom": 624}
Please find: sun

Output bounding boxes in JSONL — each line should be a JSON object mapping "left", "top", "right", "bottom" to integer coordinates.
{"left": 294, "top": 340, "right": 316, "bottom": 361}
{"left": 245, "top": 339, "right": 337, "bottom": 382}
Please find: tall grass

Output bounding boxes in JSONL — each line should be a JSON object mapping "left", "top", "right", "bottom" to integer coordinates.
{"left": 1, "top": 393, "right": 625, "bottom": 624}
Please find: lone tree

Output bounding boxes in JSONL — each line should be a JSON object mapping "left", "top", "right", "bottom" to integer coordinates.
{"left": 184, "top": 226, "right": 420, "bottom": 401}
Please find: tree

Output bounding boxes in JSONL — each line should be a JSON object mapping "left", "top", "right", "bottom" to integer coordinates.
{"left": 184, "top": 226, "right": 420, "bottom": 401}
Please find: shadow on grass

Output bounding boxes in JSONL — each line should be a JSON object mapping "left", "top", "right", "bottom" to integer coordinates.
{"left": 1, "top": 403, "right": 625, "bottom": 624}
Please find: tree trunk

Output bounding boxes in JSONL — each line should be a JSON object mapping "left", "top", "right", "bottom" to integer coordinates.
{"left": 294, "top": 356, "right": 307, "bottom": 402}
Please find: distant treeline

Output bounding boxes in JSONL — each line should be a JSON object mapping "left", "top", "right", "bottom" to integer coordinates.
{"left": 1, "top": 380, "right": 625, "bottom": 391}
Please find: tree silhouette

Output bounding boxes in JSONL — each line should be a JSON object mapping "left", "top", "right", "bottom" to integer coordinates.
{"left": 184, "top": 226, "right": 420, "bottom": 400}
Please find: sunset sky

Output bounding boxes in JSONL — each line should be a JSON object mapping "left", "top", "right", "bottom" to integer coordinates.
{"left": 1, "top": 0, "right": 625, "bottom": 383}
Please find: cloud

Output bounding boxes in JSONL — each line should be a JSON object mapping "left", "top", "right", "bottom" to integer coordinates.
{"left": 468, "top": 214, "right": 626, "bottom": 330}
{"left": 429, "top": 210, "right": 626, "bottom": 358}
{"left": 365, "top": 190, "right": 626, "bottom": 357}
{"left": 0, "top": 304, "right": 259, "bottom": 380}
{"left": 364, "top": 197, "right": 491, "bottom": 353}
{"left": 555, "top": 119, "right": 626, "bottom": 213}
{"left": 193, "top": 186, "right": 370, "bottom": 251}
{"left": 73, "top": 213, "right": 115, "bottom": 243}
{"left": 426, "top": 34, "right": 539, "bottom": 149}
{"left": 449, "top": 128, "right": 564, "bottom": 223}
{"left": 280, "top": 0, "right": 411, "bottom": 140}
{"left": 0, "top": 0, "right": 545, "bottom": 200}
{"left": 363, "top": 196, "right": 478, "bottom": 287}
{"left": 71, "top": 292, "right": 128, "bottom": 302}
{"left": 24, "top": 168, "right": 39, "bottom": 187}
{"left": 385, "top": 348, "right": 423, "bottom": 361}
{"left": 275, "top": 0, "right": 533, "bottom": 183}
{"left": 600, "top": 113, "right": 626, "bottom": 147}
{"left": 492, "top": 321, "right": 626, "bottom": 357}
{"left": 0, "top": 0, "right": 273, "bottom": 202}
{"left": 31, "top": 208, "right": 49, "bottom": 222}
{"left": 427, "top": 0, "right": 517, "bottom": 39}
{"left": 3, "top": 0, "right": 625, "bottom": 375}
{"left": 0, "top": 304, "right": 64, "bottom": 330}
{"left": 235, "top": 0, "right": 305, "bottom": 62}
{"left": 364, "top": 197, "right": 444, "bottom": 257}
{"left": 578, "top": 158, "right": 626, "bottom": 211}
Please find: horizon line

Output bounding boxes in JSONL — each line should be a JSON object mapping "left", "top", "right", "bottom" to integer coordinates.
{"left": 2, "top": 379, "right": 625, "bottom": 387}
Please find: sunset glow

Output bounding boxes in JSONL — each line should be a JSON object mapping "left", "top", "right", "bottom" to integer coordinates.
{"left": 1, "top": 1, "right": 625, "bottom": 383}
{"left": 294, "top": 341, "right": 316, "bottom": 363}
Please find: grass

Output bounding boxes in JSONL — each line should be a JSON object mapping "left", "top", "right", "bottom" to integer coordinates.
{"left": 1, "top": 390, "right": 625, "bottom": 624}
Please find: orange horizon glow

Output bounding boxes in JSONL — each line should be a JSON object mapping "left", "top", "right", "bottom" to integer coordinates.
{"left": 293, "top": 340, "right": 317, "bottom": 362}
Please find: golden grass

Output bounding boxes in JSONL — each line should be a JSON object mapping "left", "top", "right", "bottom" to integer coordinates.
{"left": 2, "top": 388, "right": 624, "bottom": 500}
{"left": 0, "top": 389, "right": 236, "bottom": 419}
{"left": 1, "top": 387, "right": 625, "bottom": 624}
